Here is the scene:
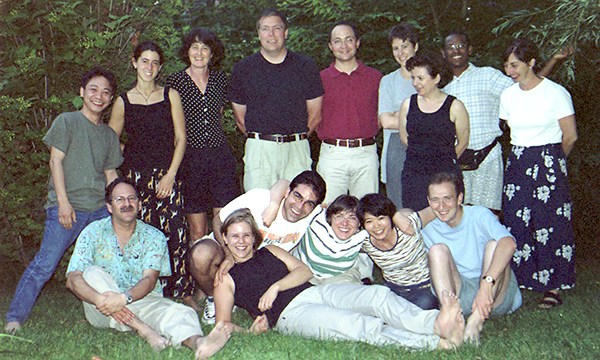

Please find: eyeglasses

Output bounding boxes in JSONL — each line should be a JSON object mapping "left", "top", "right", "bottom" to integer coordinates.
{"left": 445, "top": 44, "right": 468, "bottom": 51}
{"left": 112, "top": 195, "right": 139, "bottom": 205}
{"left": 332, "top": 213, "right": 359, "bottom": 224}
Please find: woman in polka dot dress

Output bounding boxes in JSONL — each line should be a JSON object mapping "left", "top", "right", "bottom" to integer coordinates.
{"left": 167, "top": 29, "right": 240, "bottom": 257}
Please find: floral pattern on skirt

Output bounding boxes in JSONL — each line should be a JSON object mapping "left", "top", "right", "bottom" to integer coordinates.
{"left": 503, "top": 144, "right": 575, "bottom": 292}
{"left": 125, "top": 168, "right": 195, "bottom": 298}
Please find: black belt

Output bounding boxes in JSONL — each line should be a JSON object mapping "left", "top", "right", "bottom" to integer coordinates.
{"left": 247, "top": 132, "right": 307, "bottom": 143}
{"left": 323, "top": 138, "right": 376, "bottom": 148}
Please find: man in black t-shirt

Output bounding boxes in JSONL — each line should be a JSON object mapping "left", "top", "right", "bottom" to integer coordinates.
{"left": 229, "top": 9, "right": 324, "bottom": 192}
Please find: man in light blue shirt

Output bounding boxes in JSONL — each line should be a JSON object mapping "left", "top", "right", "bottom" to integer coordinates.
{"left": 420, "top": 172, "right": 521, "bottom": 344}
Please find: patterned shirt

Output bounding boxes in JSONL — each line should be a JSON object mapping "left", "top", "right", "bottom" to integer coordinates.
{"left": 67, "top": 217, "right": 171, "bottom": 294}
{"left": 361, "top": 212, "right": 430, "bottom": 286}
{"left": 443, "top": 63, "right": 513, "bottom": 150}
{"left": 166, "top": 70, "right": 228, "bottom": 149}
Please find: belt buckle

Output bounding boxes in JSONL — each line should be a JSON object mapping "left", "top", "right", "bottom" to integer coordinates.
{"left": 276, "top": 135, "right": 285, "bottom": 144}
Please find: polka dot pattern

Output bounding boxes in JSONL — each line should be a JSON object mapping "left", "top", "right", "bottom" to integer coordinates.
{"left": 166, "top": 70, "right": 228, "bottom": 148}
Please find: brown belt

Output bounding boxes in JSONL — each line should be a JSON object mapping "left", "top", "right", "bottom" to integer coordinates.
{"left": 247, "top": 132, "right": 307, "bottom": 143}
{"left": 323, "top": 138, "right": 376, "bottom": 148}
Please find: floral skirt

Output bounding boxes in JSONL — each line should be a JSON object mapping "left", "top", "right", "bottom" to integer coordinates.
{"left": 124, "top": 168, "right": 195, "bottom": 298}
{"left": 503, "top": 144, "right": 575, "bottom": 292}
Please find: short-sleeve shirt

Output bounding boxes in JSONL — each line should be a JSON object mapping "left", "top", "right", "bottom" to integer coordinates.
{"left": 228, "top": 51, "right": 325, "bottom": 135}
{"left": 42, "top": 111, "right": 123, "bottom": 211}
{"left": 292, "top": 208, "right": 368, "bottom": 279}
{"left": 317, "top": 61, "right": 382, "bottom": 140}
{"left": 443, "top": 63, "right": 513, "bottom": 150}
{"left": 422, "top": 205, "right": 513, "bottom": 279}
{"left": 166, "top": 70, "right": 229, "bottom": 149}
{"left": 219, "top": 189, "right": 320, "bottom": 252}
{"left": 500, "top": 78, "right": 574, "bottom": 147}
{"left": 378, "top": 68, "right": 415, "bottom": 182}
{"left": 362, "top": 212, "right": 430, "bottom": 286}
{"left": 66, "top": 217, "right": 171, "bottom": 294}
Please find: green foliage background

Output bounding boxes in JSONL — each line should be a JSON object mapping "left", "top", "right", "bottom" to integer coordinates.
{"left": 1, "top": 0, "right": 599, "bottom": 267}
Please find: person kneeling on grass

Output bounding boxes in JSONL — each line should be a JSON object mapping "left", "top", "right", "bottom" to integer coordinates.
{"left": 65, "top": 178, "right": 230, "bottom": 359}
{"left": 213, "top": 208, "right": 466, "bottom": 350}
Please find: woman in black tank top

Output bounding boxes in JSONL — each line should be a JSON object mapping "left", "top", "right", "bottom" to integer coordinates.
{"left": 213, "top": 208, "right": 467, "bottom": 351}
{"left": 108, "top": 42, "right": 195, "bottom": 304}
{"left": 397, "top": 53, "right": 470, "bottom": 210}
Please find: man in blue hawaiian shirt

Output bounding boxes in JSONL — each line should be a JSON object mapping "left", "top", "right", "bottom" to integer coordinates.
{"left": 66, "top": 178, "right": 230, "bottom": 359}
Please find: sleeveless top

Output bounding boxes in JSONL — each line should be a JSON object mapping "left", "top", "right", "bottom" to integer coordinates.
{"left": 404, "top": 94, "right": 458, "bottom": 175}
{"left": 229, "top": 247, "right": 312, "bottom": 328}
{"left": 121, "top": 87, "right": 174, "bottom": 171}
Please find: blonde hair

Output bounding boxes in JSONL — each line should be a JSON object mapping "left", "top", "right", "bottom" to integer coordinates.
{"left": 221, "top": 208, "right": 263, "bottom": 250}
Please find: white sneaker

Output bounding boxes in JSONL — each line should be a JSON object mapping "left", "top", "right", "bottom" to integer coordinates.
{"left": 202, "top": 296, "right": 216, "bottom": 325}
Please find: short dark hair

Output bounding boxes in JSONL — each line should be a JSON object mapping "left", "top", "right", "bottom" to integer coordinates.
{"left": 357, "top": 193, "right": 396, "bottom": 225}
{"left": 257, "top": 9, "right": 289, "bottom": 31}
{"left": 443, "top": 31, "right": 470, "bottom": 48}
{"left": 221, "top": 208, "right": 264, "bottom": 251}
{"left": 329, "top": 21, "right": 360, "bottom": 41}
{"left": 406, "top": 52, "right": 453, "bottom": 88}
{"left": 504, "top": 38, "right": 539, "bottom": 65}
{"left": 81, "top": 67, "right": 117, "bottom": 95}
{"left": 388, "top": 23, "right": 419, "bottom": 46}
{"left": 105, "top": 177, "right": 140, "bottom": 204}
{"left": 133, "top": 41, "right": 164, "bottom": 64}
{"left": 427, "top": 172, "right": 465, "bottom": 197}
{"left": 325, "top": 195, "right": 359, "bottom": 225}
{"left": 289, "top": 171, "right": 327, "bottom": 206}
{"left": 179, "top": 28, "right": 225, "bottom": 68}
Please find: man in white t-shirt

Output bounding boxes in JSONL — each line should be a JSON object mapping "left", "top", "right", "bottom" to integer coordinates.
{"left": 189, "top": 171, "right": 326, "bottom": 324}
{"left": 420, "top": 172, "right": 522, "bottom": 344}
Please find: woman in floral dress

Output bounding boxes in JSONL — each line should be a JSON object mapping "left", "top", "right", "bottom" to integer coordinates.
{"left": 500, "top": 38, "right": 577, "bottom": 309}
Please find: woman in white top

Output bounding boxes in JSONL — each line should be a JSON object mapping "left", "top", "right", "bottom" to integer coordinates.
{"left": 500, "top": 38, "right": 578, "bottom": 309}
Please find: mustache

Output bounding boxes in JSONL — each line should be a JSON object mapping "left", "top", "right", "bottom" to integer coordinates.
{"left": 120, "top": 206, "right": 134, "bottom": 212}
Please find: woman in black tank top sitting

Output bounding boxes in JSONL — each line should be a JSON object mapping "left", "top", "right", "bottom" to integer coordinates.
{"left": 213, "top": 208, "right": 466, "bottom": 350}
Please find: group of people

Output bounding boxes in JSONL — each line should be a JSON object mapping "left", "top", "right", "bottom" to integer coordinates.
{"left": 4, "top": 7, "right": 577, "bottom": 360}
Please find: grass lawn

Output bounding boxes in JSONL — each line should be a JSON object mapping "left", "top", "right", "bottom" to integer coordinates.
{"left": 1, "top": 252, "right": 599, "bottom": 360}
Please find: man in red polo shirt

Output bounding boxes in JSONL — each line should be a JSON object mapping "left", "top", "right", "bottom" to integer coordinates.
{"left": 316, "top": 21, "right": 383, "bottom": 204}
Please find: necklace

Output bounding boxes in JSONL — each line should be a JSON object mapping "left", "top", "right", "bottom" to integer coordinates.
{"left": 134, "top": 85, "right": 158, "bottom": 104}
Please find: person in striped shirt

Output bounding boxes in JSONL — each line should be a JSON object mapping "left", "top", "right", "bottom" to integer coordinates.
{"left": 358, "top": 193, "right": 439, "bottom": 310}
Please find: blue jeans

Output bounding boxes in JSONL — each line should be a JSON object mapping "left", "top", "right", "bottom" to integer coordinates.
{"left": 383, "top": 279, "right": 439, "bottom": 310}
{"left": 6, "top": 206, "right": 110, "bottom": 324}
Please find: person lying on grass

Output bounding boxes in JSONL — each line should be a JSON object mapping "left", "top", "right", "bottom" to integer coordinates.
{"left": 213, "top": 208, "right": 466, "bottom": 350}
{"left": 65, "top": 178, "right": 230, "bottom": 359}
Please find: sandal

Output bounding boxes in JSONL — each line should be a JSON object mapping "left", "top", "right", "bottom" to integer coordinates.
{"left": 538, "top": 291, "right": 562, "bottom": 309}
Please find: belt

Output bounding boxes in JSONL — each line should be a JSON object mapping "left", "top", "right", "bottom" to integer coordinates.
{"left": 323, "top": 138, "right": 376, "bottom": 148}
{"left": 247, "top": 132, "right": 307, "bottom": 143}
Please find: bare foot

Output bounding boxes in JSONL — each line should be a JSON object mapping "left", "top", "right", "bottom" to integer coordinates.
{"left": 194, "top": 321, "right": 231, "bottom": 359}
{"left": 138, "top": 326, "right": 171, "bottom": 351}
{"left": 4, "top": 321, "right": 20, "bottom": 334}
{"left": 434, "top": 290, "right": 465, "bottom": 349}
{"left": 464, "top": 309, "right": 484, "bottom": 345}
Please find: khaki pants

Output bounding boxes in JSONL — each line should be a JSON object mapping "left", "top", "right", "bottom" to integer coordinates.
{"left": 82, "top": 266, "right": 202, "bottom": 346}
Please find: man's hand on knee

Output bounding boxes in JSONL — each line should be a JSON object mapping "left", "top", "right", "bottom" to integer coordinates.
{"left": 96, "top": 291, "right": 127, "bottom": 316}
{"left": 215, "top": 255, "right": 235, "bottom": 286}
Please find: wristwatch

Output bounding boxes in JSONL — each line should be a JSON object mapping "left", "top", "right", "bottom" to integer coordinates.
{"left": 123, "top": 291, "right": 133, "bottom": 304}
{"left": 482, "top": 275, "right": 496, "bottom": 285}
